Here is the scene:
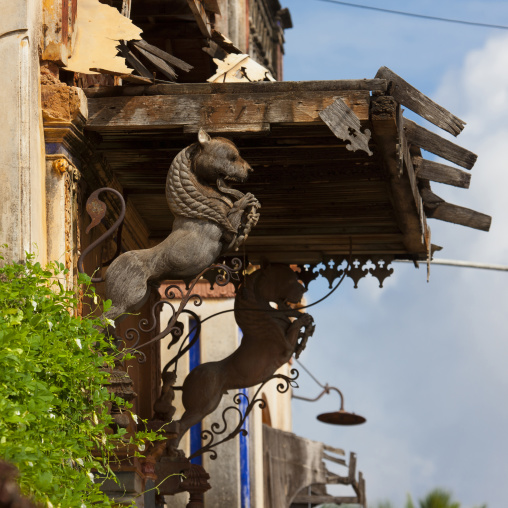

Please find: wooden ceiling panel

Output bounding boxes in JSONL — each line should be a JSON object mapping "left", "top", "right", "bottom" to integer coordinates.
{"left": 84, "top": 77, "right": 489, "bottom": 263}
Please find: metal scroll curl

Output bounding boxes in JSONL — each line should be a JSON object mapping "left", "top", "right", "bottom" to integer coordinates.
{"left": 189, "top": 368, "right": 299, "bottom": 461}
{"left": 118, "top": 257, "right": 243, "bottom": 363}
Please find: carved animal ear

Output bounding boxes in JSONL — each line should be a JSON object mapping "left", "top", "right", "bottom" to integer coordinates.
{"left": 198, "top": 128, "right": 211, "bottom": 146}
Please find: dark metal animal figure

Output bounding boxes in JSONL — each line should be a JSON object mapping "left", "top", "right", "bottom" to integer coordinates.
{"left": 103, "top": 129, "right": 260, "bottom": 321}
{"left": 177, "top": 264, "right": 315, "bottom": 439}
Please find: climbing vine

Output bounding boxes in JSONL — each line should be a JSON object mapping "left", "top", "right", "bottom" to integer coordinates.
{"left": 0, "top": 252, "right": 161, "bottom": 507}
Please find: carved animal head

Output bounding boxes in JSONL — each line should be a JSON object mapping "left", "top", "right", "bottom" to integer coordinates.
{"left": 191, "top": 129, "right": 253, "bottom": 184}
{"left": 251, "top": 264, "right": 306, "bottom": 306}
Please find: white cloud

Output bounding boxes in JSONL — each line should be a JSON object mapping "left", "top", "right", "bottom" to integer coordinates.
{"left": 292, "top": 31, "right": 508, "bottom": 508}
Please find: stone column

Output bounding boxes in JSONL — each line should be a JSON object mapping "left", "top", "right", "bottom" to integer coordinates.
{"left": 0, "top": 0, "right": 46, "bottom": 264}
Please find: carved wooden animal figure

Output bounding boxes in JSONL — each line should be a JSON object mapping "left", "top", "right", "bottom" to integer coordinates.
{"left": 104, "top": 129, "right": 260, "bottom": 321}
{"left": 177, "top": 264, "right": 315, "bottom": 439}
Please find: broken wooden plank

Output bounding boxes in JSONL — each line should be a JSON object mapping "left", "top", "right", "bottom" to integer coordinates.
{"left": 186, "top": 0, "right": 211, "bottom": 38}
{"left": 319, "top": 98, "right": 373, "bottom": 156}
{"left": 131, "top": 39, "right": 193, "bottom": 72}
{"left": 404, "top": 119, "right": 477, "bottom": 169}
{"left": 208, "top": 53, "right": 275, "bottom": 83}
{"left": 322, "top": 453, "right": 347, "bottom": 466}
{"left": 413, "top": 157, "right": 471, "bottom": 189}
{"left": 130, "top": 43, "right": 177, "bottom": 81}
{"left": 325, "top": 474, "right": 350, "bottom": 485}
{"left": 211, "top": 29, "right": 243, "bottom": 54}
{"left": 421, "top": 188, "right": 491, "bottom": 231}
{"left": 118, "top": 42, "right": 153, "bottom": 79}
{"left": 323, "top": 444, "right": 345, "bottom": 456}
{"left": 376, "top": 66, "right": 466, "bottom": 136}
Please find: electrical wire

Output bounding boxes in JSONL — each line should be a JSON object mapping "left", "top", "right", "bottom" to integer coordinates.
{"left": 295, "top": 358, "right": 327, "bottom": 389}
{"left": 317, "top": 0, "right": 508, "bottom": 30}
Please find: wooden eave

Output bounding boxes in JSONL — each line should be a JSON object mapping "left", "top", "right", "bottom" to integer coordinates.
{"left": 82, "top": 69, "right": 491, "bottom": 265}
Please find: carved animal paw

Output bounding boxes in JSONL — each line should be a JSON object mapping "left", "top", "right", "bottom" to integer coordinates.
{"left": 234, "top": 192, "right": 260, "bottom": 211}
{"left": 297, "top": 313, "right": 314, "bottom": 327}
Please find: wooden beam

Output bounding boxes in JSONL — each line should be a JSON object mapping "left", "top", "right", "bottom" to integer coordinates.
{"left": 375, "top": 66, "right": 465, "bottom": 136}
{"left": 370, "top": 96, "right": 427, "bottom": 255}
{"left": 86, "top": 90, "right": 371, "bottom": 131}
{"left": 421, "top": 188, "right": 491, "bottom": 231}
{"left": 83, "top": 79, "right": 388, "bottom": 98}
{"left": 292, "top": 495, "right": 359, "bottom": 505}
{"left": 413, "top": 157, "right": 471, "bottom": 189}
{"left": 404, "top": 119, "right": 477, "bottom": 170}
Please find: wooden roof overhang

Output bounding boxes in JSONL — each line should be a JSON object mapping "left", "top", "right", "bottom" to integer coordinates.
{"left": 83, "top": 68, "right": 491, "bottom": 265}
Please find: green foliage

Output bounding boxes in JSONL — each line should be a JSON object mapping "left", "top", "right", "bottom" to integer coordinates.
{"left": 0, "top": 253, "right": 160, "bottom": 507}
{"left": 418, "top": 489, "right": 460, "bottom": 508}
{"left": 373, "top": 488, "right": 487, "bottom": 508}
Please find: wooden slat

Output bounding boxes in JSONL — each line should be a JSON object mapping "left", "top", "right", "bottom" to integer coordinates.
{"left": 186, "top": 0, "right": 211, "bottom": 37}
{"left": 131, "top": 44, "right": 177, "bottom": 81}
{"left": 323, "top": 444, "right": 346, "bottom": 456}
{"left": 421, "top": 188, "right": 491, "bottom": 231}
{"left": 375, "top": 66, "right": 465, "bottom": 136}
{"left": 86, "top": 90, "right": 371, "bottom": 131}
{"left": 404, "top": 119, "right": 477, "bottom": 170}
{"left": 131, "top": 39, "right": 193, "bottom": 72}
{"left": 292, "top": 495, "right": 359, "bottom": 504}
{"left": 117, "top": 42, "right": 153, "bottom": 79}
{"left": 83, "top": 79, "right": 388, "bottom": 98}
{"left": 322, "top": 452, "right": 347, "bottom": 466}
{"left": 413, "top": 157, "right": 471, "bottom": 189}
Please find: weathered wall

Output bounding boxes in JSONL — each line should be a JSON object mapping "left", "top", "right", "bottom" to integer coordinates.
{"left": 0, "top": 0, "right": 46, "bottom": 264}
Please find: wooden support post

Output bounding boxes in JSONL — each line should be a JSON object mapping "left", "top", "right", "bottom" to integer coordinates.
{"left": 370, "top": 95, "right": 427, "bottom": 256}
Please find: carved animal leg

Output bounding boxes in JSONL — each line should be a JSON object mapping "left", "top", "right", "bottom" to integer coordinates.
{"left": 295, "top": 321, "right": 316, "bottom": 359}
{"left": 286, "top": 314, "right": 314, "bottom": 352}
{"left": 177, "top": 363, "right": 224, "bottom": 442}
{"left": 227, "top": 193, "right": 260, "bottom": 232}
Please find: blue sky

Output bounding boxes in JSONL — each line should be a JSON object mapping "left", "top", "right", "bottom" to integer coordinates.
{"left": 284, "top": 2, "right": 508, "bottom": 507}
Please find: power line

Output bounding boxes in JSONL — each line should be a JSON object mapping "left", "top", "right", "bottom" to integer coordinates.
{"left": 317, "top": 0, "right": 508, "bottom": 30}
{"left": 395, "top": 259, "right": 508, "bottom": 272}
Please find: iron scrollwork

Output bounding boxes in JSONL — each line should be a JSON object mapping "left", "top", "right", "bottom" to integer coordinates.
{"left": 189, "top": 369, "right": 299, "bottom": 461}
{"left": 118, "top": 258, "right": 243, "bottom": 363}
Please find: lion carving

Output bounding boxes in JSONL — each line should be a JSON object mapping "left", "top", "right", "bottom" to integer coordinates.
{"left": 102, "top": 129, "right": 260, "bottom": 321}
{"left": 177, "top": 264, "right": 315, "bottom": 439}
